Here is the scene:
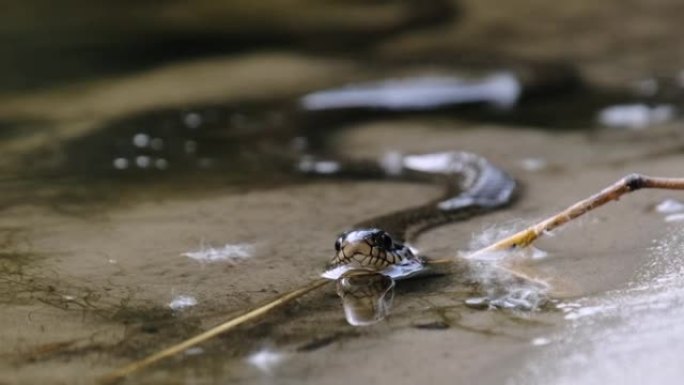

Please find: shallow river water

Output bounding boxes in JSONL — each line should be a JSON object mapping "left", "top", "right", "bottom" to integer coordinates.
{"left": 2, "top": 1, "right": 684, "bottom": 384}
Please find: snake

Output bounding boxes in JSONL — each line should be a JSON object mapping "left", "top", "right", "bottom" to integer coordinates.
{"left": 299, "top": 151, "right": 518, "bottom": 280}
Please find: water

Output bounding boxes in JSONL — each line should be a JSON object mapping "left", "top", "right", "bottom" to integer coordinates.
{"left": 3, "top": 2, "right": 684, "bottom": 384}
{"left": 510, "top": 226, "right": 684, "bottom": 385}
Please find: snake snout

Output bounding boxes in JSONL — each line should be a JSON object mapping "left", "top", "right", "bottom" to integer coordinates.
{"left": 329, "top": 228, "right": 400, "bottom": 269}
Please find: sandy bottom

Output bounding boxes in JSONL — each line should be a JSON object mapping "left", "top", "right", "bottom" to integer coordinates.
{"left": 2, "top": 116, "right": 684, "bottom": 385}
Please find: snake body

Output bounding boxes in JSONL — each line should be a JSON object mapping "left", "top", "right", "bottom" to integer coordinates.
{"left": 304, "top": 151, "right": 517, "bottom": 279}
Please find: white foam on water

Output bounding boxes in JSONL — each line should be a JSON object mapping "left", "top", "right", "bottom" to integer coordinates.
{"left": 300, "top": 73, "right": 521, "bottom": 111}
{"left": 665, "top": 213, "right": 684, "bottom": 222}
{"left": 467, "top": 220, "right": 539, "bottom": 254}
{"left": 246, "top": 348, "right": 286, "bottom": 374}
{"left": 456, "top": 223, "right": 553, "bottom": 310}
{"left": 508, "top": 226, "right": 684, "bottom": 385}
{"left": 654, "top": 199, "right": 684, "bottom": 223}
{"left": 520, "top": 158, "right": 548, "bottom": 172}
{"left": 297, "top": 157, "right": 340, "bottom": 174}
{"left": 597, "top": 103, "right": 676, "bottom": 130}
{"left": 655, "top": 198, "right": 684, "bottom": 214}
{"left": 168, "top": 295, "right": 197, "bottom": 310}
{"left": 530, "top": 337, "right": 551, "bottom": 346}
{"left": 465, "top": 262, "right": 550, "bottom": 311}
{"left": 182, "top": 243, "right": 254, "bottom": 264}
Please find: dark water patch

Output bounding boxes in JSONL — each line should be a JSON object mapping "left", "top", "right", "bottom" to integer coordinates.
{"left": 412, "top": 320, "right": 450, "bottom": 329}
{"left": 296, "top": 331, "right": 360, "bottom": 352}
{"left": 2, "top": 102, "right": 310, "bottom": 212}
{"left": 0, "top": 0, "right": 456, "bottom": 92}
{"left": 8, "top": 63, "right": 683, "bottom": 213}
{"left": 0, "top": 119, "right": 45, "bottom": 141}
{"left": 60, "top": 102, "right": 298, "bottom": 178}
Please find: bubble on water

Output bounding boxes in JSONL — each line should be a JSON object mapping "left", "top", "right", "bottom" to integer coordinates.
{"left": 183, "top": 112, "right": 202, "bottom": 129}
{"left": 135, "top": 155, "right": 151, "bottom": 169}
{"left": 132, "top": 133, "right": 150, "bottom": 148}
{"left": 113, "top": 158, "right": 129, "bottom": 170}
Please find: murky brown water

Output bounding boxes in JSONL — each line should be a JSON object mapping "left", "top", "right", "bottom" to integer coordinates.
{"left": 2, "top": 1, "right": 684, "bottom": 385}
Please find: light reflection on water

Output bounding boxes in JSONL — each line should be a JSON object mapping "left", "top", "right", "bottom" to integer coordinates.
{"left": 509, "top": 225, "right": 684, "bottom": 385}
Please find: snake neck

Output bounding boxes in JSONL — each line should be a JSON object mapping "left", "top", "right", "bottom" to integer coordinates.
{"left": 311, "top": 151, "right": 517, "bottom": 280}
{"left": 350, "top": 151, "right": 518, "bottom": 244}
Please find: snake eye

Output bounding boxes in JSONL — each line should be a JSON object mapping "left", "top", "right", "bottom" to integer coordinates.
{"left": 334, "top": 238, "right": 342, "bottom": 252}
{"left": 378, "top": 233, "right": 393, "bottom": 250}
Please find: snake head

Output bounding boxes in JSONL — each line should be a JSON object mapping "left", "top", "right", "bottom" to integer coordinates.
{"left": 329, "top": 228, "right": 411, "bottom": 270}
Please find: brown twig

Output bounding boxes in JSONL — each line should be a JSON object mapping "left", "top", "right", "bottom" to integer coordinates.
{"left": 467, "top": 174, "right": 684, "bottom": 258}
{"left": 100, "top": 173, "right": 684, "bottom": 383}
{"left": 100, "top": 278, "right": 330, "bottom": 384}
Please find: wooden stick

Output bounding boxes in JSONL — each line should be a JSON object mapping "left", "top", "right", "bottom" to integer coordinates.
{"left": 100, "top": 278, "right": 330, "bottom": 384}
{"left": 467, "top": 174, "right": 684, "bottom": 259}
{"left": 101, "top": 174, "right": 684, "bottom": 383}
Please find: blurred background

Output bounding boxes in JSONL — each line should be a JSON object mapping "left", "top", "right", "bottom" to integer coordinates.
{"left": 3, "top": 0, "right": 684, "bottom": 187}
{"left": 3, "top": 0, "right": 684, "bottom": 92}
